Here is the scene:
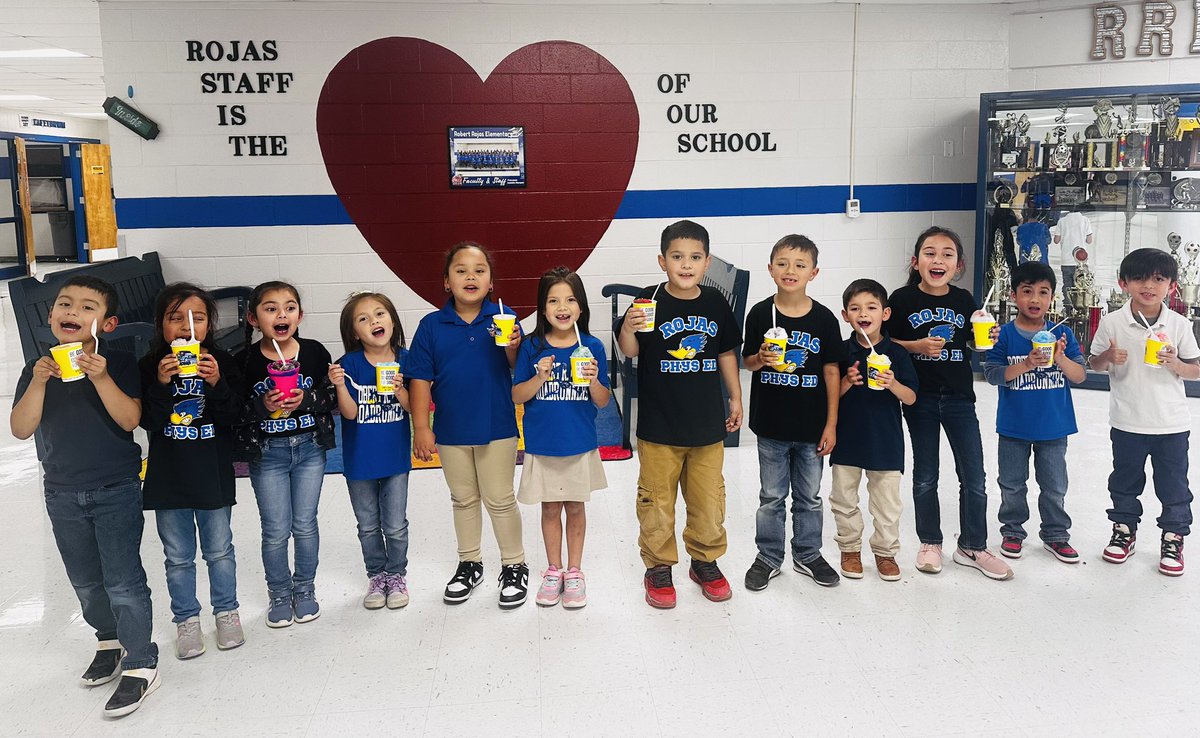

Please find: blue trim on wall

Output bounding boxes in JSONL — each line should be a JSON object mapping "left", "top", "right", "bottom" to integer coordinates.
{"left": 115, "top": 182, "right": 976, "bottom": 230}
{"left": 0, "top": 132, "right": 101, "bottom": 144}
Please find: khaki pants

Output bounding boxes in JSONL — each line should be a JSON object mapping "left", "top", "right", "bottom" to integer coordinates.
{"left": 636, "top": 439, "right": 727, "bottom": 568}
{"left": 439, "top": 438, "right": 524, "bottom": 566}
{"left": 829, "top": 464, "right": 902, "bottom": 557}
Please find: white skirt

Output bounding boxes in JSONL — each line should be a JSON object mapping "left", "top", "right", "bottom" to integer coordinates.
{"left": 517, "top": 449, "right": 607, "bottom": 504}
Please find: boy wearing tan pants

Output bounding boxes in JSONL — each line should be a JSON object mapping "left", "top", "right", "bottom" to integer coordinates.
{"left": 830, "top": 279, "right": 917, "bottom": 581}
{"left": 618, "top": 220, "right": 743, "bottom": 609}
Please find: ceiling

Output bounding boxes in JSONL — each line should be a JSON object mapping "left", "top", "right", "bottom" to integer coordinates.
{"left": 1, "top": 0, "right": 1033, "bottom": 119}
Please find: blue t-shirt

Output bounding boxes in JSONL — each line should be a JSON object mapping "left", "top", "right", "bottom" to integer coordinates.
{"left": 1015, "top": 221, "right": 1051, "bottom": 265}
{"left": 830, "top": 336, "right": 918, "bottom": 472}
{"left": 337, "top": 349, "right": 411, "bottom": 480}
{"left": 405, "top": 298, "right": 518, "bottom": 446}
{"left": 514, "top": 334, "right": 610, "bottom": 457}
{"left": 984, "top": 321, "right": 1083, "bottom": 441}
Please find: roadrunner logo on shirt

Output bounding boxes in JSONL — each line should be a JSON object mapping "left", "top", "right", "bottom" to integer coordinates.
{"left": 165, "top": 379, "right": 215, "bottom": 439}
{"left": 905, "top": 310, "right": 965, "bottom": 363}
{"left": 762, "top": 329, "right": 822, "bottom": 387}
{"left": 659, "top": 316, "right": 718, "bottom": 374}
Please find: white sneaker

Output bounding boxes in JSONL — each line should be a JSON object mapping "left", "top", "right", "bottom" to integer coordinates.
{"left": 175, "top": 616, "right": 205, "bottom": 660}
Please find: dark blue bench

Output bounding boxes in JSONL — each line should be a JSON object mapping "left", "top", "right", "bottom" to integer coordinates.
{"left": 8, "top": 251, "right": 252, "bottom": 364}
{"left": 603, "top": 254, "right": 751, "bottom": 450}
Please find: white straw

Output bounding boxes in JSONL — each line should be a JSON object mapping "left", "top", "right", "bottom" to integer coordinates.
{"left": 982, "top": 281, "right": 996, "bottom": 310}
{"left": 498, "top": 298, "right": 506, "bottom": 316}
{"left": 271, "top": 338, "right": 287, "bottom": 364}
{"left": 574, "top": 322, "right": 583, "bottom": 349}
{"left": 188, "top": 309, "right": 195, "bottom": 342}
{"left": 857, "top": 325, "right": 874, "bottom": 351}
{"left": 90, "top": 319, "right": 99, "bottom": 348}
{"left": 772, "top": 303, "right": 777, "bottom": 331}
{"left": 650, "top": 283, "right": 661, "bottom": 302}
{"left": 1047, "top": 317, "right": 1068, "bottom": 332}
{"left": 1137, "top": 311, "right": 1154, "bottom": 334}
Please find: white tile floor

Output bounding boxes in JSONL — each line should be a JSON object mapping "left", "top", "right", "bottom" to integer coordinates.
{"left": 2, "top": 300, "right": 1200, "bottom": 736}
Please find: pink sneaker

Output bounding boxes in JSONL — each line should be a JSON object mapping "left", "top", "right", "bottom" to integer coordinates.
{"left": 535, "top": 566, "right": 564, "bottom": 606}
{"left": 916, "top": 543, "right": 942, "bottom": 574}
{"left": 561, "top": 568, "right": 587, "bottom": 609}
{"left": 953, "top": 547, "right": 1014, "bottom": 580}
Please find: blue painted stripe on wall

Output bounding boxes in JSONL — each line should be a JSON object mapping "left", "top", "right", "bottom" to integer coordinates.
{"left": 114, "top": 182, "right": 975, "bottom": 230}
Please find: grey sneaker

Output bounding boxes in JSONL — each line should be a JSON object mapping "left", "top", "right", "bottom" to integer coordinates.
{"left": 175, "top": 616, "right": 205, "bottom": 660}
{"left": 385, "top": 574, "right": 409, "bottom": 609}
{"left": 363, "top": 573, "right": 387, "bottom": 610}
{"left": 214, "top": 610, "right": 245, "bottom": 650}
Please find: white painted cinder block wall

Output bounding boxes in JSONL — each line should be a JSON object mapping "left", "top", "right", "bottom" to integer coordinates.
{"left": 95, "top": 1, "right": 1188, "bottom": 356}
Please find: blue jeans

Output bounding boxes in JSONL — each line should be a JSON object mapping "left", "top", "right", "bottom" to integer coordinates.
{"left": 155, "top": 507, "right": 239, "bottom": 622}
{"left": 997, "top": 435, "right": 1071, "bottom": 543}
{"left": 346, "top": 474, "right": 411, "bottom": 577}
{"left": 903, "top": 390, "right": 989, "bottom": 550}
{"left": 44, "top": 477, "right": 158, "bottom": 670}
{"left": 249, "top": 432, "right": 327, "bottom": 598}
{"left": 755, "top": 437, "right": 824, "bottom": 569}
{"left": 1108, "top": 429, "right": 1193, "bottom": 536}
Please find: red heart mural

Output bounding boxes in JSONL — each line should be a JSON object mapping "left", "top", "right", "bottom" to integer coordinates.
{"left": 317, "top": 38, "right": 640, "bottom": 315}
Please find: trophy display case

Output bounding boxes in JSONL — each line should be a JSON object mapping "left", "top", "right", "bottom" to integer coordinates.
{"left": 973, "top": 84, "right": 1200, "bottom": 395}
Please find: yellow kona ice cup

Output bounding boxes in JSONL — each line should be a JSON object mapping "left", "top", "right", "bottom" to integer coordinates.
{"left": 571, "top": 356, "right": 592, "bottom": 386}
{"left": 50, "top": 342, "right": 85, "bottom": 382}
{"left": 171, "top": 340, "right": 201, "bottom": 377}
{"left": 764, "top": 336, "right": 787, "bottom": 366}
{"left": 866, "top": 352, "right": 891, "bottom": 391}
{"left": 492, "top": 314, "right": 516, "bottom": 346}
{"left": 1032, "top": 341, "right": 1056, "bottom": 367}
{"left": 633, "top": 299, "right": 656, "bottom": 333}
{"left": 972, "top": 319, "right": 996, "bottom": 350}
{"left": 376, "top": 362, "right": 400, "bottom": 394}
{"left": 1144, "top": 337, "right": 1169, "bottom": 368}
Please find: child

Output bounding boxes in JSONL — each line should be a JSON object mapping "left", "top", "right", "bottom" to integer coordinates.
{"left": 885, "top": 226, "right": 1012, "bottom": 580}
{"left": 618, "top": 220, "right": 742, "bottom": 608}
{"left": 234, "top": 281, "right": 337, "bottom": 627}
{"left": 140, "top": 283, "right": 245, "bottom": 659}
{"left": 983, "top": 262, "right": 1086, "bottom": 564}
{"left": 742, "top": 235, "right": 845, "bottom": 590}
{"left": 328, "top": 292, "right": 412, "bottom": 610}
{"left": 829, "top": 279, "right": 917, "bottom": 582}
{"left": 512, "top": 267, "right": 611, "bottom": 609}
{"left": 407, "top": 242, "right": 529, "bottom": 609}
{"left": 10, "top": 276, "right": 159, "bottom": 717}
{"left": 1089, "top": 248, "right": 1200, "bottom": 576}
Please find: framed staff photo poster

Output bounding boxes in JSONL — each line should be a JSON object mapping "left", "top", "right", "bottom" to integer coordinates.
{"left": 448, "top": 126, "right": 526, "bottom": 188}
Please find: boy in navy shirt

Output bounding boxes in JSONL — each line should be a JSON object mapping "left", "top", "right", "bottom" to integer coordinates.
{"left": 829, "top": 279, "right": 916, "bottom": 581}
{"left": 984, "top": 262, "right": 1086, "bottom": 563}
{"left": 618, "top": 220, "right": 742, "bottom": 608}
{"left": 10, "top": 276, "right": 160, "bottom": 717}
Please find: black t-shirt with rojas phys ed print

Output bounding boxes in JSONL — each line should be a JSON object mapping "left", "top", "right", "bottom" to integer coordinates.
{"left": 884, "top": 284, "right": 977, "bottom": 401}
{"left": 626, "top": 284, "right": 741, "bottom": 448}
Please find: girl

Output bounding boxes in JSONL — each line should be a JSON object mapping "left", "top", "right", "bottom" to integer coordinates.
{"left": 234, "top": 281, "right": 337, "bottom": 627}
{"left": 140, "top": 283, "right": 244, "bottom": 659}
{"left": 407, "top": 242, "right": 529, "bottom": 609}
{"left": 512, "top": 268, "right": 610, "bottom": 609}
{"left": 884, "top": 227, "right": 1012, "bottom": 581}
{"left": 328, "top": 292, "right": 412, "bottom": 611}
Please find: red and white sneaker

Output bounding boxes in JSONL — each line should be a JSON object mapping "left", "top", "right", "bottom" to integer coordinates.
{"left": 1000, "top": 537, "right": 1023, "bottom": 559}
{"left": 1160, "top": 533, "right": 1185, "bottom": 577}
{"left": 1043, "top": 541, "right": 1079, "bottom": 564}
{"left": 644, "top": 565, "right": 676, "bottom": 609}
{"left": 1102, "top": 523, "right": 1136, "bottom": 564}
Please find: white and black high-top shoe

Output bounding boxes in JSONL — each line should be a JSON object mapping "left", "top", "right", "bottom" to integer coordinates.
{"left": 103, "top": 667, "right": 160, "bottom": 717}
{"left": 80, "top": 641, "right": 123, "bottom": 686}
{"left": 498, "top": 563, "right": 530, "bottom": 610}
{"left": 443, "top": 561, "right": 484, "bottom": 604}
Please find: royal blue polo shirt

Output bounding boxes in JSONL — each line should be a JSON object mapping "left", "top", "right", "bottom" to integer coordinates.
{"left": 405, "top": 298, "right": 519, "bottom": 446}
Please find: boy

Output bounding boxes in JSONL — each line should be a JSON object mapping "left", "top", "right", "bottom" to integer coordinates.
{"left": 10, "top": 276, "right": 160, "bottom": 717}
{"left": 983, "top": 262, "right": 1086, "bottom": 565}
{"left": 828, "top": 279, "right": 916, "bottom": 582}
{"left": 742, "top": 235, "right": 845, "bottom": 590}
{"left": 618, "top": 220, "right": 742, "bottom": 608}
{"left": 1089, "top": 248, "right": 1200, "bottom": 576}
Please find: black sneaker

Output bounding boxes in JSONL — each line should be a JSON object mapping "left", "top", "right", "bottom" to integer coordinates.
{"left": 794, "top": 555, "right": 841, "bottom": 587}
{"left": 81, "top": 643, "right": 123, "bottom": 686}
{"left": 443, "top": 561, "right": 484, "bottom": 604}
{"left": 498, "top": 563, "right": 530, "bottom": 609}
{"left": 744, "top": 558, "right": 780, "bottom": 591}
{"left": 103, "top": 667, "right": 160, "bottom": 717}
